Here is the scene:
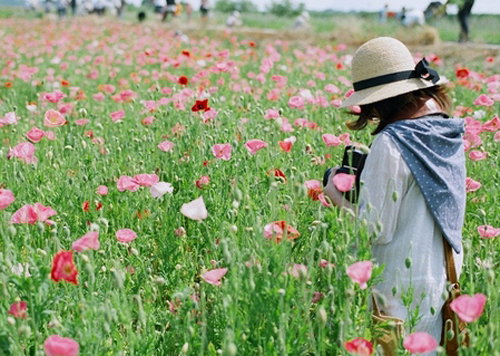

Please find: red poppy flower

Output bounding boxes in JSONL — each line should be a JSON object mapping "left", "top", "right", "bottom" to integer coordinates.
{"left": 267, "top": 168, "right": 287, "bottom": 183}
{"left": 178, "top": 76, "right": 189, "bottom": 85}
{"left": 82, "top": 201, "right": 90, "bottom": 212}
{"left": 191, "top": 99, "right": 210, "bottom": 112}
{"left": 278, "top": 141, "right": 292, "bottom": 153}
{"left": 51, "top": 251, "right": 78, "bottom": 285}
{"left": 456, "top": 67, "right": 469, "bottom": 78}
{"left": 249, "top": 41, "right": 256, "bottom": 48}
{"left": 61, "top": 80, "right": 70, "bottom": 87}
{"left": 181, "top": 50, "right": 191, "bottom": 57}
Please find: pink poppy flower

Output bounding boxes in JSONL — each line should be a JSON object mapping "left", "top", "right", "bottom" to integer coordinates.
{"left": 450, "top": 293, "right": 487, "bottom": 322}
{"left": 196, "top": 175, "right": 210, "bottom": 189}
{"left": 288, "top": 96, "right": 305, "bottom": 110}
{"left": 116, "top": 229, "right": 137, "bottom": 243}
{"left": 305, "top": 180, "right": 322, "bottom": 201}
{"left": 150, "top": 182, "right": 173, "bottom": 198}
{"left": 324, "top": 83, "right": 340, "bottom": 93}
{"left": 11, "top": 203, "right": 57, "bottom": 225}
{"left": 469, "top": 150, "right": 487, "bottom": 161}
{"left": 318, "top": 259, "right": 335, "bottom": 268}
{"left": 180, "top": 196, "right": 208, "bottom": 221}
{"left": 294, "top": 118, "right": 309, "bottom": 127}
{"left": 25, "top": 126, "right": 45, "bottom": 143}
{"left": 264, "top": 109, "right": 280, "bottom": 119}
{"left": 44, "top": 110, "right": 66, "bottom": 127}
{"left": 43, "top": 90, "right": 65, "bottom": 103}
{"left": 203, "top": 109, "right": 218, "bottom": 123}
{"left": 0, "top": 189, "right": 15, "bottom": 210}
{"left": 110, "top": 110, "right": 125, "bottom": 123}
{"left": 8, "top": 142, "right": 38, "bottom": 164}
{"left": 481, "top": 115, "right": 500, "bottom": 132}
{"left": 117, "top": 176, "right": 140, "bottom": 192}
{"left": 96, "top": 185, "right": 108, "bottom": 195}
{"left": 465, "top": 177, "right": 481, "bottom": 193}
{"left": 158, "top": 140, "right": 175, "bottom": 152}
{"left": 346, "top": 261, "right": 372, "bottom": 290}
{"left": 141, "top": 116, "right": 155, "bottom": 125}
{"left": 318, "top": 193, "right": 332, "bottom": 207}
{"left": 74, "top": 119, "right": 89, "bottom": 126}
{"left": 45, "top": 131, "right": 56, "bottom": 141}
{"left": 72, "top": 232, "right": 100, "bottom": 252}
{"left": 212, "top": 143, "right": 232, "bottom": 161}
{"left": 290, "top": 264, "right": 308, "bottom": 278}
{"left": 201, "top": 268, "right": 227, "bottom": 286}
{"left": 92, "top": 92, "right": 105, "bottom": 101}
{"left": 344, "top": 337, "right": 373, "bottom": 356}
{"left": 134, "top": 174, "right": 159, "bottom": 187}
{"left": 322, "top": 134, "right": 341, "bottom": 147}
{"left": 477, "top": 225, "right": 500, "bottom": 238}
{"left": 8, "top": 301, "right": 27, "bottom": 318}
{"left": 473, "top": 94, "right": 494, "bottom": 106}
{"left": 263, "top": 221, "right": 300, "bottom": 243}
{"left": 494, "top": 131, "right": 500, "bottom": 142}
{"left": 333, "top": 173, "right": 356, "bottom": 192}
{"left": 1, "top": 112, "right": 20, "bottom": 126}
{"left": 311, "top": 291, "right": 324, "bottom": 303}
{"left": 403, "top": 332, "right": 437, "bottom": 354}
{"left": 245, "top": 139, "right": 268, "bottom": 154}
{"left": 51, "top": 251, "right": 78, "bottom": 285}
{"left": 44, "top": 335, "right": 79, "bottom": 356}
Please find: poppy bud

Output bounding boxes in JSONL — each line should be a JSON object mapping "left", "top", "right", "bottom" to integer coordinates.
{"left": 7, "top": 225, "right": 16, "bottom": 237}
{"left": 181, "top": 342, "right": 189, "bottom": 354}
{"left": 36, "top": 221, "right": 45, "bottom": 234}
{"left": 318, "top": 306, "right": 327, "bottom": 326}
{"left": 225, "top": 343, "right": 237, "bottom": 356}
{"left": 405, "top": 257, "right": 412, "bottom": 269}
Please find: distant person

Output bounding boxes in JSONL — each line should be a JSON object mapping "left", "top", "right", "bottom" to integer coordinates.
{"left": 401, "top": 8, "right": 425, "bottom": 26}
{"left": 70, "top": 0, "right": 76, "bottom": 14}
{"left": 162, "top": 0, "right": 177, "bottom": 21}
{"left": 424, "top": 1, "right": 445, "bottom": 21}
{"left": 25, "top": 0, "right": 40, "bottom": 11}
{"left": 200, "top": 0, "right": 209, "bottom": 23}
{"left": 379, "top": 4, "right": 388, "bottom": 23}
{"left": 154, "top": 0, "right": 166, "bottom": 17}
{"left": 292, "top": 11, "right": 310, "bottom": 30}
{"left": 185, "top": 2, "right": 193, "bottom": 22}
{"left": 457, "top": 0, "right": 475, "bottom": 42}
{"left": 116, "top": 0, "right": 126, "bottom": 18}
{"left": 56, "top": 0, "right": 68, "bottom": 17}
{"left": 93, "top": 0, "right": 105, "bottom": 15}
{"left": 226, "top": 10, "right": 242, "bottom": 27}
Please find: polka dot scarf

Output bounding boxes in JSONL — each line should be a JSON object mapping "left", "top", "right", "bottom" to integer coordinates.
{"left": 381, "top": 116, "right": 466, "bottom": 253}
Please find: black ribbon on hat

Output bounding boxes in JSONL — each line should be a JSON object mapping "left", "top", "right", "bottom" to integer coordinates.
{"left": 353, "top": 58, "right": 441, "bottom": 91}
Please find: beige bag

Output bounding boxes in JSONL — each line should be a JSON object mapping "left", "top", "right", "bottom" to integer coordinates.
{"left": 371, "top": 293, "right": 405, "bottom": 356}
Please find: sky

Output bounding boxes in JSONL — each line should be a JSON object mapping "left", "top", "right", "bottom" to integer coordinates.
{"left": 251, "top": 0, "right": 500, "bottom": 14}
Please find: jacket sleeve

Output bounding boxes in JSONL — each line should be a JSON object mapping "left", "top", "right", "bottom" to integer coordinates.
{"left": 358, "top": 133, "right": 412, "bottom": 244}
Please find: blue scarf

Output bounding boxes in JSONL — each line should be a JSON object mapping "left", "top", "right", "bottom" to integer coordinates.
{"left": 381, "top": 116, "right": 466, "bottom": 254}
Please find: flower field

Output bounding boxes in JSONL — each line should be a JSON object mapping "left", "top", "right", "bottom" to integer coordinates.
{"left": 0, "top": 17, "right": 499, "bottom": 356}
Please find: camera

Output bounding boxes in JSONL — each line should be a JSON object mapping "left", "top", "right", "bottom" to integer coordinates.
{"left": 323, "top": 145, "right": 368, "bottom": 203}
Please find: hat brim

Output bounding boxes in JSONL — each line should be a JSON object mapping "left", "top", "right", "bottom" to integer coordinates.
{"left": 340, "top": 76, "right": 448, "bottom": 108}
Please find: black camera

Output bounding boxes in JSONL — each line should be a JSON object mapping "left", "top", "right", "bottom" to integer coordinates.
{"left": 323, "top": 145, "right": 368, "bottom": 203}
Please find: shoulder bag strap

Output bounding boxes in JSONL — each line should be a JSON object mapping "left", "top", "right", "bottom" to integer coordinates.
{"left": 443, "top": 235, "right": 458, "bottom": 286}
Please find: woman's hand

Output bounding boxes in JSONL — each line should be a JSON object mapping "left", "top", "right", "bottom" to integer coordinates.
{"left": 323, "top": 168, "right": 356, "bottom": 212}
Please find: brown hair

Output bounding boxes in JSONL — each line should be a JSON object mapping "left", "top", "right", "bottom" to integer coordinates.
{"left": 346, "top": 85, "right": 452, "bottom": 135}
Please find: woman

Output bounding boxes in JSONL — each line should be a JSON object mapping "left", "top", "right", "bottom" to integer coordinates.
{"left": 324, "top": 37, "right": 465, "bottom": 354}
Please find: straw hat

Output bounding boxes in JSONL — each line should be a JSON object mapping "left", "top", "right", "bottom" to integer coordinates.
{"left": 340, "top": 37, "right": 447, "bottom": 108}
